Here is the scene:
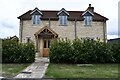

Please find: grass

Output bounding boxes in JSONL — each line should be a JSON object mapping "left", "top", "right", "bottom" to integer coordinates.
{"left": 2, "top": 63, "right": 30, "bottom": 78}
{"left": 45, "top": 63, "right": 118, "bottom": 78}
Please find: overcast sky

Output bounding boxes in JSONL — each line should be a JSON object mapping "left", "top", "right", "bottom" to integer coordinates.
{"left": 0, "top": 0, "right": 119, "bottom": 39}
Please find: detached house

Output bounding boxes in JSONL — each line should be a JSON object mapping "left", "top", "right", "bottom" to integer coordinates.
{"left": 18, "top": 4, "right": 108, "bottom": 57}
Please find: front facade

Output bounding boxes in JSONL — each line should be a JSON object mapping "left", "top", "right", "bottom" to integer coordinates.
{"left": 18, "top": 4, "right": 108, "bottom": 57}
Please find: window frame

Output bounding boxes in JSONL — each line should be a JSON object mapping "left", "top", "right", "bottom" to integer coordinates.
{"left": 32, "top": 15, "right": 41, "bottom": 25}
{"left": 59, "top": 16, "right": 68, "bottom": 26}
{"left": 26, "top": 36, "right": 31, "bottom": 43}
{"left": 84, "top": 16, "right": 92, "bottom": 26}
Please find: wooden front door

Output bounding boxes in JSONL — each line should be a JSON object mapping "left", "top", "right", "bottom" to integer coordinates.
{"left": 43, "top": 39, "right": 50, "bottom": 57}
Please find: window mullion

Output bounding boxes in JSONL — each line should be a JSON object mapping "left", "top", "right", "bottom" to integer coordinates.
{"left": 35, "top": 15, "right": 37, "bottom": 24}
{"left": 62, "top": 16, "right": 64, "bottom": 25}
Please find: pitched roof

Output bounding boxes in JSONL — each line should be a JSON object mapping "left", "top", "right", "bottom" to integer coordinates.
{"left": 57, "top": 8, "right": 69, "bottom": 16}
{"left": 34, "top": 26, "right": 58, "bottom": 38}
{"left": 18, "top": 9, "right": 108, "bottom": 21}
{"left": 82, "top": 10, "right": 94, "bottom": 16}
{"left": 30, "top": 7, "right": 43, "bottom": 15}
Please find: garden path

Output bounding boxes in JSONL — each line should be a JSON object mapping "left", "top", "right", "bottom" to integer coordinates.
{"left": 15, "top": 57, "right": 49, "bottom": 78}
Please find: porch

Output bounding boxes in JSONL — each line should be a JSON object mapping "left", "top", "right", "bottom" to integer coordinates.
{"left": 34, "top": 26, "right": 58, "bottom": 57}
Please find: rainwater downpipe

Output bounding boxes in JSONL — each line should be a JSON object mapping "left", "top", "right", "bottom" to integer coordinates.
{"left": 74, "top": 18, "right": 77, "bottom": 39}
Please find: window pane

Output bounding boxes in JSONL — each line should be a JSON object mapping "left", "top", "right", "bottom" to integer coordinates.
{"left": 87, "top": 16, "right": 89, "bottom": 25}
{"left": 64, "top": 16, "right": 67, "bottom": 25}
{"left": 36, "top": 15, "right": 40, "bottom": 24}
{"left": 48, "top": 40, "right": 50, "bottom": 48}
{"left": 59, "top": 16, "right": 62, "bottom": 25}
{"left": 26, "top": 37, "right": 31, "bottom": 43}
{"left": 44, "top": 40, "right": 46, "bottom": 48}
{"left": 89, "top": 16, "right": 92, "bottom": 25}
{"left": 32, "top": 15, "right": 36, "bottom": 24}
{"left": 84, "top": 16, "right": 87, "bottom": 25}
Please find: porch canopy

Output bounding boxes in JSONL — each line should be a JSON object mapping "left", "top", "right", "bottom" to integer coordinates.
{"left": 34, "top": 26, "right": 58, "bottom": 51}
{"left": 34, "top": 26, "right": 58, "bottom": 38}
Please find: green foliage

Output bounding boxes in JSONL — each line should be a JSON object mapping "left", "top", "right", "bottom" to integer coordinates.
{"left": 2, "top": 39, "right": 35, "bottom": 63}
{"left": 49, "top": 39, "right": 73, "bottom": 63}
{"left": 49, "top": 38, "right": 120, "bottom": 64}
{"left": 108, "top": 41, "right": 120, "bottom": 63}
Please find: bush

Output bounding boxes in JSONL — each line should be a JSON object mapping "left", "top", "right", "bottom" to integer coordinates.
{"left": 49, "top": 39, "right": 73, "bottom": 63}
{"left": 108, "top": 41, "right": 120, "bottom": 63}
{"left": 2, "top": 39, "right": 35, "bottom": 63}
{"left": 49, "top": 38, "right": 119, "bottom": 64}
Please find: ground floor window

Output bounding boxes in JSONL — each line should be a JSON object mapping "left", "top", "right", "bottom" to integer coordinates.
{"left": 26, "top": 36, "right": 31, "bottom": 43}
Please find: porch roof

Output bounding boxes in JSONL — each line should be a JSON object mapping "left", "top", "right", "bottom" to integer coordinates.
{"left": 34, "top": 26, "right": 58, "bottom": 38}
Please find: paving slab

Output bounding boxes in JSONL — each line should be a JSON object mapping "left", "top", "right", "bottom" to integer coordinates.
{"left": 15, "top": 57, "right": 49, "bottom": 78}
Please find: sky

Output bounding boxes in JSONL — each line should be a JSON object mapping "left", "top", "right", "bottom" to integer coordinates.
{"left": 0, "top": 0, "right": 119, "bottom": 39}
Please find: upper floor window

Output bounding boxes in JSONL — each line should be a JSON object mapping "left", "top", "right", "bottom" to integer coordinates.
{"left": 59, "top": 16, "right": 67, "bottom": 26}
{"left": 84, "top": 16, "right": 92, "bottom": 26}
{"left": 32, "top": 15, "right": 40, "bottom": 25}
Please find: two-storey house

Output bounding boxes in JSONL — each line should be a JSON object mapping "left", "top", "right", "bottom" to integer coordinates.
{"left": 18, "top": 4, "right": 108, "bottom": 57}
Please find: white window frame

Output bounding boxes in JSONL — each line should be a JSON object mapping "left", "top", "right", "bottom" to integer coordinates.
{"left": 84, "top": 16, "right": 92, "bottom": 26}
{"left": 32, "top": 15, "right": 41, "bottom": 25}
{"left": 59, "top": 16, "right": 67, "bottom": 26}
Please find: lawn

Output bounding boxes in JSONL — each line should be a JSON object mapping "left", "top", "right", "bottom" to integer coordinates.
{"left": 2, "top": 63, "right": 30, "bottom": 78}
{"left": 45, "top": 64, "right": 118, "bottom": 78}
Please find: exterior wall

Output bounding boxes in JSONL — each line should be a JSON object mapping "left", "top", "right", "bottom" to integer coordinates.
{"left": 20, "top": 19, "right": 106, "bottom": 44}
{"left": 76, "top": 21, "right": 106, "bottom": 42}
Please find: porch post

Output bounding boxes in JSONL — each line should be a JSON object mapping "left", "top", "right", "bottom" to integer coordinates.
{"left": 36, "top": 35, "right": 38, "bottom": 52}
{"left": 38, "top": 36, "right": 40, "bottom": 51}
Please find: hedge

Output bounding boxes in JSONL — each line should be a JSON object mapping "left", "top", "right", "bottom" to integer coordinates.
{"left": 49, "top": 38, "right": 120, "bottom": 64}
{"left": 2, "top": 39, "right": 35, "bottom": 63}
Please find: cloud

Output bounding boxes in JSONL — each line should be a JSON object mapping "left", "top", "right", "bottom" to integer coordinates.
{"left": 0, "top": 27, "right": 17, "bottom": 39}
{"left": 107, "top": 19, "right": 118, "bottom": 35}
{"left": 0, "top": 21, "right": 14, "bottom": 29}
{"left": 0, "top": 0, "right": 119, "bottom": 39}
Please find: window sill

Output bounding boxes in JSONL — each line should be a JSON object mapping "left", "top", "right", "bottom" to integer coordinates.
{"left": 59, "top": 24, "right": 68, "bottom": 26}
{"left": 84, "top": 25, "right": 92, "bottom": 27}
{"left": 32, "top": 24, "right": 40, "bottom": 26}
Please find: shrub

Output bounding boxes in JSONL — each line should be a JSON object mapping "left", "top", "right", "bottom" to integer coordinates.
{"left": 2, "top": 39, "right": 35, "bottom": 63}
{"left": 49, "top": 38, "right": 119, "bottom": 64}
{"left": 108, "top": 41, "right": 120, "bottom": 63}
{"left": 49, "top": 38, "right": 73, "bottom": 63}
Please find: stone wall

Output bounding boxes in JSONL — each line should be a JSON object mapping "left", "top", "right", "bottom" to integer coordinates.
{"left": 20, "top": 20, "right": 106, "bottom": 43}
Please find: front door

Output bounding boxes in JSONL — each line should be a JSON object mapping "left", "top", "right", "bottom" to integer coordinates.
{"left": 43, "top": 39, "right": 50, "bottom": 57}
